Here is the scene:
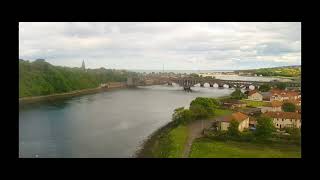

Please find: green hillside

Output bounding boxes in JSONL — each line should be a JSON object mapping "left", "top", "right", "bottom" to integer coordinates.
{"left": 236, "top": 66, "right": 301, "bottom": 77}
{"left": 19, "top": 59, "right": 137, "bottom": 98}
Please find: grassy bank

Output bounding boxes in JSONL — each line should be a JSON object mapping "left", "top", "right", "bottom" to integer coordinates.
{"left": 136, "top": 108, "right": 232, "bottom": 158}
{"left": 135, "top": 121, "right": 188, "bottom": 158}
{"left": 189, "top": 138, "right": 301, "bottom": 158}
{"left": 19, "top": 85, "right": 127, "bottom": 105}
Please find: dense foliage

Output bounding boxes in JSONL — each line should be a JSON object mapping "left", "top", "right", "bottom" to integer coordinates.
{"left": 282, "top": 102, "right": 296, "bottom": 112}
{"left": 190, "top": 97, "right": 217, "bottom": 119}
{"left": 172, "top": 107, "right": 194, "bottom": 125}
{"left": 255, "top": 116, "right": 276, "bottom": 139}
{"left": 19, "top": 59, "right": 138, "bottom": 98}
{"left": 230, "top": 88, "right": 246, "bottom": 100}
{"left": 275, "top": 82, "right": 287, "bottom": 90}
{"left": 255, "top": 67, "right": 301, "bottom": 77}
{"left": 228, "top": 120, "right": 240, "bottom": 137}
{"left": 258, "top": 84, "right": 271, "bottom": 92}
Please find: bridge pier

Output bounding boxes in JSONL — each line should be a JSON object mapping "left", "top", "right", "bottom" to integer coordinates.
{"left": 210, "top": 83, "right": 213, "bottom": 87}
{"left": 184, "top": 86, "right": 192, "bottom": 92}
{"left": 168, "top": 82, "right": 173, "bottom": 86}
{"left": 200, "top": 83, "right": 204, "bottom": 87}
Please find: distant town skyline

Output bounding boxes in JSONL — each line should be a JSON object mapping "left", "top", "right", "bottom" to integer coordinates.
{"left": 19, "top": 22, "right": 301, "bottom": 70}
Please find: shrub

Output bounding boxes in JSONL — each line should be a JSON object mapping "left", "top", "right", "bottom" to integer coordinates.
{"left": 255, "top": 116, "right": 276, "bottom": 139}
{"left": 259, "top": 84, "right": 271, "bottom": 92}
{"left": 230, "top": 88, "right": 246, "bottom": 100}
{"left": 228, "top": 120, "right": 240, "bottom": 137}
{"left": 282, "top": 102, "right": 296, "bottom": 112}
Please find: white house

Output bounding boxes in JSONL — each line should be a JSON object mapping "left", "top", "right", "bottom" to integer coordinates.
{"left": 260, "top": 100, "right": 283, "bottom": 113}
{"left": 264, "top": 112, "right": 301, "bottom": 129}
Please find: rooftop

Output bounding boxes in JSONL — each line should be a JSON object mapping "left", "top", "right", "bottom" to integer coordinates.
{"left": 219, "top": 112, "right": 249, "bottom": 122}
{"left": 264, "top": 111, "right": 301, "bottom": 119}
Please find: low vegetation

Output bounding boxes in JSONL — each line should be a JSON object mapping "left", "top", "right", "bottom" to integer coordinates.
{"left": 189, "top": 138, "right": 301, "bottom": 158}
{"left": 240, "top": 99, "right": 269, "bottom": 107}
{"left": 258, "top": 84, "right": 271, "bottom": 92}
{"left": 282, "top": 102, "right": 296, "bottom": 112}
{"left": 230, "top": 88, "right": 247, "bottom": 100}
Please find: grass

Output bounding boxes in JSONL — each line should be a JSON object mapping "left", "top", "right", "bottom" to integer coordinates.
{"left": 213, "top": 108, "right": 233, "bottom": 117}
{"left": 240, "top": 99, "right": 269, "bottom": 107}
{"left": 168, "top": 125, "right": 188, "bottom": 158}
{"left": 189, "top": 138, "right": 301, "bottom": 158}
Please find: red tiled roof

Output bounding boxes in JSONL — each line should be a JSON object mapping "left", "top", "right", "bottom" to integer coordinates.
{"left": 269, "top": 100, "right": 283, "bottom": 107}
{"left": 264, "top": 111, "right": 301, "bottom": 119}
{"left": 221, "top": 112, "right": 249, "bottom": 122}
{"left": 271, "top": 89, "right": 299, "bottom": 97}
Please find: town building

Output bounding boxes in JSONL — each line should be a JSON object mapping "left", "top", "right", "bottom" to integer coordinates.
{"left": 247, "top": 90, "right": 263, "bottom": 101}
{"left": 260, "top": 100, "right": 283, "bottom": 113}
{"left": 264, "top": 112, "right": 301, "bottom": 129}
{"left": 270, "top": 89, "right": 300, "bottom": 102}
{"left": 217, "top": 112, "right": 250, "bottom": 132}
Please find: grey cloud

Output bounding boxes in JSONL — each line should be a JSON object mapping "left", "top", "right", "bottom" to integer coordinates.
{"left": 19, "top": 22, "right": 301, "bottom": 70}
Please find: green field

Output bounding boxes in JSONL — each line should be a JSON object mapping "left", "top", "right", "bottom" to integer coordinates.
{"left": 213, "top": 108, "right": 233, "bottom": 117}
{"left": 189, "top": 138, "right": 301, "bottom": 158}
{"left": 168, "top": 125, "right": 188, "bottom": 158}
{"left": 241, "top": 99, "right": 269, "bottom": 107}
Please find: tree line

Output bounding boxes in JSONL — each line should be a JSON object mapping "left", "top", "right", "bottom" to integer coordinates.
{"left": 19, "top": 59, "right": 138, "bottom": 98}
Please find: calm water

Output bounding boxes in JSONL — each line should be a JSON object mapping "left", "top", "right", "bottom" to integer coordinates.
{"left": 19, "top": 84, "right": 234, "bottom": 158}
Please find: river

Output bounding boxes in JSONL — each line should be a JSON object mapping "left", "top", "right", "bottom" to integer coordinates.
{"left": 19, "top": 84, "right": 234, "bottom": 158}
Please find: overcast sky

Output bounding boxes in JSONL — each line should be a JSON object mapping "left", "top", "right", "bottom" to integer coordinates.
{"left": 19, "top": 22, "right": 301, "bottom": 70}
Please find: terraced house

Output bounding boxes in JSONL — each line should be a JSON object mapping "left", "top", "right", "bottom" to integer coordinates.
{"left": 260, "top": 100, "right": 283, "bottom": 113}
{"left": 270, "top": 89, "right": 300, "bottom": 102}
{"left": 264, "top": 112, "right": 301, "bottom": 129}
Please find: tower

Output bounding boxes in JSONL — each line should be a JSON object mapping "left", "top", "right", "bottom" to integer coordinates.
{"left": 81, "top": 60, "right": 86, "bottom": 70}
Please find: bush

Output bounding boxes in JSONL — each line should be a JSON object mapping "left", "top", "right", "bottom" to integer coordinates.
{"left": 190, "top": 104, "right": 209, "bottom": 120}
{"left": 282, "top": 102, "right": 296, "bottom": 112}
{"left": 259, "top": 84, "right": 271, "bottom": 92}
{"left": 255, "top": 116, "right": 276, "bottom": 139}
{"left": 230, "top": 88, "right": 246, "bottom": 100}
{"left": 190, "top": 97, "right": 216, "bottom": 119}
{"left": 275, "top": 82, "right": 287, "bottom": 90}
{"left": 172, "top": 108, "right": 194, "bottom": 126}
{"left": 228, "top": 120, "right": 240, "bottom": 137}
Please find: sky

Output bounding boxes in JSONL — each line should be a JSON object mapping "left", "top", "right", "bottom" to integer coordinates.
{"left": 19, "top": 22, "right": 301, "bottom": 70}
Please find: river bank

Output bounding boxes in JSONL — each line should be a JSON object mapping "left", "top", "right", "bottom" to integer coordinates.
{"left": 19, "top": 82, "right": 127, "bottom": 105}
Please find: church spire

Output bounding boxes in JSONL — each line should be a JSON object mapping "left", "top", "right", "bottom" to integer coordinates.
{"left": 81, "top": 60, "right": 86, "bottom": 70}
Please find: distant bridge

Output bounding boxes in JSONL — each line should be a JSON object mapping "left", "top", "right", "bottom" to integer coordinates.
{"left": 127, "top": 76, "right": 301, "bottom": 91}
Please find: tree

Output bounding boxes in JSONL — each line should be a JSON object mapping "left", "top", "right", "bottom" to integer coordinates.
{"left": 210, "top": 98, "right": 221, "bottom": 108}
{"left": 190, "top": 97, "right": 215, "bottom": 116}
{"left": 276, "top": 82, "right": 287, "bottom": 90}
{"left": 255, "top": 116, "right": 276, "bottom": 139}
{"left": 189, "top": 73, "right": 199, "bottom": 78}
{"left": 228, "top": 120, "right": 240, "bottom": 137}
{"left": 259, "top": 84, "right": 271, "bottom": 92}
{"left": 190, "top": 104, "right": 209, "bottom": 120}
{"left": 172, "top": 108, "right": 194, "bottom": 125}
{"left": 230, "top": 88, "right": 246, "bottom": 100}
{"left": 282, "top": 102, "right": 296, "bottom": 112}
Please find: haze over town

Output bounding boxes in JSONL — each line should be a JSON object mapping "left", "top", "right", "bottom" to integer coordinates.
{"left": 19, "top": 22, "right": 301, "bottom": 70}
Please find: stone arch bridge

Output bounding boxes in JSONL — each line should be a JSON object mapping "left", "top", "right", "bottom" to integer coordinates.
{"left": 127, "top": 76, "right": 300, "bottom": 91}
